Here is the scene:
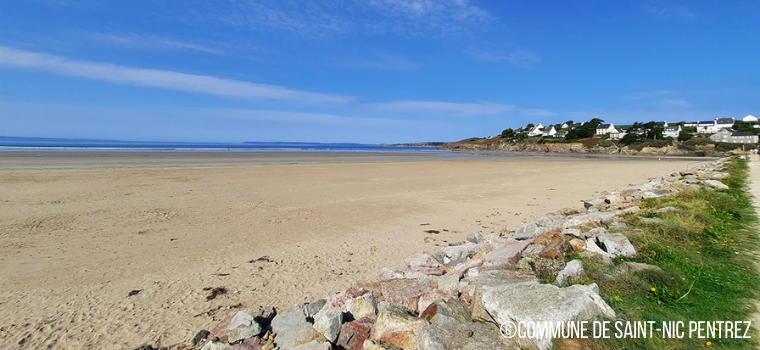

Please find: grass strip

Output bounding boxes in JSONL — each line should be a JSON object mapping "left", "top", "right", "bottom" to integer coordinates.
{"left": 576, "top": 158, "right": 760, "bottom": 349}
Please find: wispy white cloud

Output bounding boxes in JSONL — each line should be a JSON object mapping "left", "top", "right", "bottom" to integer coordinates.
{"left": 644, "top": 5, "right": 695, "bottom": 19}
{"left": 471, "top": 50, "right": 541, "bottom": 68}
{"left": 0, "top": 46, "right": 353, "bottom": 103}
{"left": 371, "top": 100, "right": 514, "bottom": 116}
{"left": 208, "top": 0, "right": 494, "bottom": 37}
{"left": 89, "top": 33, "right": 224, "bottom": 55}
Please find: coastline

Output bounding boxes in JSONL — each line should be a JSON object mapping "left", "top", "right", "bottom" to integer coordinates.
{"left": 0, "top": 153, "right": 697, "bottom": 348}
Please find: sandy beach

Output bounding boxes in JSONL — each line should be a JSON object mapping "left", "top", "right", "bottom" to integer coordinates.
{"left": 0, "top": 152, "right": 698, "bottom": 349}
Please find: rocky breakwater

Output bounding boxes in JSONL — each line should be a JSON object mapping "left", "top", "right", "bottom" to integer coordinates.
{"left": 144, "top": 158, "right": 732, "bottom": 350}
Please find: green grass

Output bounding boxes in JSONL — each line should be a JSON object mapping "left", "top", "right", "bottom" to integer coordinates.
{"left": 573, "top": 158, "right": 760, "bottom": 349}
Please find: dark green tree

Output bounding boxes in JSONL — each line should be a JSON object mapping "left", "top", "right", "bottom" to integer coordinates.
{"left": 677, "top": 130, "right": 693, "bottom": 142}
{"left": 733, "top": 121, "right": 755, "bottom": 132}
{"left": 501, "top": 128, "right": 516, "bottom": 138}
{"left": 565, "top": 118, "right": 604, "bottom": 140}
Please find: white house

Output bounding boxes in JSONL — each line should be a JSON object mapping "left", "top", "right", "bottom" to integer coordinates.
{"left": 663, "top": 125, "right": 682, "bottom": 138}
{"left": 742, "top": 115, "right": 757, "bottom": 123}
{"left": 709, "top": 129, "right": 758, "bottom": 144}
{"left": 596, "top": 123, "right": 616, "bottom": 136}
{"left": 696, "top": 121, "right": 714, "bottom": 134}
{"left": 542, "top": 125, "right": 558, "bottom": 137}
{"left": 715, "top": 117, "right": 735, "bottom": 130}
{"left": 527, "top": 123, "right": 544, "bottom": 137}
{"left": 609, "top": 127, "right": 627, "bottom": 140}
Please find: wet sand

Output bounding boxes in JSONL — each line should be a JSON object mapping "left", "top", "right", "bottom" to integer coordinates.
{"left": 0, "top": 152, "right": 696, "bottom": 349}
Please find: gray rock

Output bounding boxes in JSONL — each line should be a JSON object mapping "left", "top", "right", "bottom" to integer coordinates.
{"left": 378, "top": 268, "right": 406, "bottom": 280}
{"left": 562, "top": 211, "right": 620, "bottom": 228}
{"left": 612, "top": 262, "right": 664, "bottom": 275}
{"left": 313, "top": 307, "right": 344, "bottom": 343}
{"left": 379, "top": 277, "right": 435, "bottom": 313}
{"left": 621, "top": 206, "right": 641, "bottom": 213}
{"left": 436, "top": 272, "right": 462, "bottom": 296}
{"left": 419, "top": 298, "right": 471, "bottom": 325}
{"left": 561, "top": 228, "right": 583, "bottom": 238}
{"left": 601, "top": 219, "right": 628, "bottom": 231}
{"left": 478, "top": 282, "right": 615, "bottom": 350}
{"left": 581, "top": 239, "right": 613, "bottom": 265}
{"left": 405, "top": 252, "right": 444, "bottom": 275}
{"left": 438, "top": 243, "right": 483, "bottom": 263}
{"left": 346, "top": 293, "right": 377, "bottom": 319}
{"left": 304, "top": 299, "right": 327, "bottom": 317}
{"left": 704, "top": 179, "right": 729, "bottom": 190}
{"left": 271, "top": 305, "right": 326, "bottom": 349}
{"left": 537, "top": 213, "right": 566, "bottom": 231}
{"left": 595, "top": 233, "right": 636, "bottom": 259}
{"left": 225, "top": 310, "right": 264, "bottom": 343}
{"left": 482, "top": 239, "right": 533, "bottom": 269}
{"left": 291, "top": 341, "right": 332, "bottom": 350}
{"left": 363, "top": 339, "right": 404, "bottom": 350}
{"left": 371, "top": 302, "right": 429, "bottom": 350}
{"left": 555, "top": 260, "right": 584, "bottom": 287}
{"left": 418, "top": 322, "right": 520, "bottom": 350}
{"left": 654, "top": 206, "right": 678, "bottom": 214}
{"left": 640, "top": 217, "right": 666, "bottom": 225}
{"left": 200, "top": 341, "right": 228, "bottom": 350}
{"left": 642, "top": 191, "right": 659, "bottom": 199}
{"left": 466, "top": 231, "right": 484, "bottom": 244}
{"left": 513, "top": 222, "right": 548, "bottom": 240}
{"left": 587, "top": 227, "right": 606, "bottom": 236}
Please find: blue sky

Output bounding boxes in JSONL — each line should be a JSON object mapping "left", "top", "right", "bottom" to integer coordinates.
{"left": 0, "top": 0, "right": 758, "bottom": 143}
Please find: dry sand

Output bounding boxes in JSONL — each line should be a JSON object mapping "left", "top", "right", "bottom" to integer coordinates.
{"left": 0, "top": 152, "right": 698, "bottom": 349}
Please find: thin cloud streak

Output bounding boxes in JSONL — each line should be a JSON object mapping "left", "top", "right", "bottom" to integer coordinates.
{"left": 208, "top": 0, "right": 494, "bottom": 37}
{"left": 371, "top": 100, "right": 514, "bottom": 116}
{"left": 0, "top": 46, "right": 353, "bottom": 103}
{"left": 90, "top": 33, "right": 224, "bottom": 55}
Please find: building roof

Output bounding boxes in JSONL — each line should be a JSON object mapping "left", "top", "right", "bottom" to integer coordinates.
{"left": 597, "top": 123, "right": 612, "bottom": 129}
{"left": 731, "top": 132, "right": 756, "bottom": 137}
{"left": 698, "top": 121, "right": 714, "bottom": 125}
{"left": 664, "top": 126, "right": 680, "bottom": 131}
{"left": 716, "top": 118, "right": 735, "bottom": 124}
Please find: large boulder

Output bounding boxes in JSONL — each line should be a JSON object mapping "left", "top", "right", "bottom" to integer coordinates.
{"left": 595, "top": 233, "right": 636, "bottom": 258}
{"left": 336, "top": 317, "right": 374, "bottom": 350}
{"left": 379, "top": 278, "right": 435, "bottom": 313}
{"left": 312, "top": 307, "right": 344, "bottom": 343}
{"left": 346, "top": 293, "right": 378, "bottom": 319}
{"left": 417, "top": 322, "right": 521, "bottom": 350}
{"left": 371, "top": 302, "right": 429, "bottom": 350}
{"left": 291, "top": 341, "right": 332, "bottom": 350}
{"left": 482, "top": 238, "right": 533, "bottom": 269}
{"left": 207, "top": 307, "right": 274, "bottom": 344}
{"left": 271, "top": 305, "right": 326, "bottom": 349}
{"left": 555, "top": 260, "right": 584, "bottom": 287}
{"left": 405, "top": 252, "right": 444, "bottom": 276}
{"left": 477, "top": 282, "right": 615, "bottom": 350}
{"left": 703, "top": 179, "right": 729, "bottom": 190}
{"left": 562, "top": 212, "right": 620, "bottom": 228}
{"left": 513, "top": 222, "right": 548, "bottom": 240}
{"left": 419, "top": 298, "right": 471, "bottom": 325}
{"left": 612, "top": 262, "right": 663, "bottom": 275}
